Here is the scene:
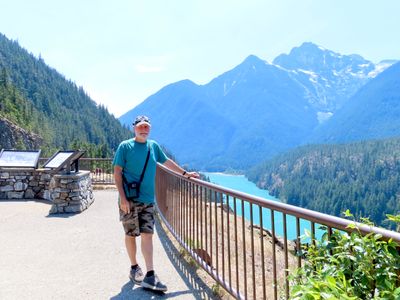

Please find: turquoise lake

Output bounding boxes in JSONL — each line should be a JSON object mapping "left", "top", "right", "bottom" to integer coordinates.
{"left": 202, "top": 172, "right": 324, "bottom": 241}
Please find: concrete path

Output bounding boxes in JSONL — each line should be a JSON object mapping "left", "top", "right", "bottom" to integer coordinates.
{"left": 0, "top": 191, "right": 216, "bottom": 300}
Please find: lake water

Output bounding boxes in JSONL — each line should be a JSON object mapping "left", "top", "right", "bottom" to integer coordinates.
{"left": 202, "top": 172, "right": 323, "bottom": 241}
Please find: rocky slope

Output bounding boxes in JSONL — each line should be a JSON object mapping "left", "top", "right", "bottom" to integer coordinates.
{"left": 0, "top": 117, "right": 42, "bottom": 150}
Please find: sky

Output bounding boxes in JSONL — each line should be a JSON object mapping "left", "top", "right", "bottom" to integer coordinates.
{"left": 1, "top": 0, "right": 399, "bottom": 117}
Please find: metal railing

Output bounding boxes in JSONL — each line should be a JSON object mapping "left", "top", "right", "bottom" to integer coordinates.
{"left": 155, "top": 164, "right": 400, "bottom": 300}
{"left": 79, "top": 158, "right": 114, "bottom": 184}
{"left": 38, "top": 158, "right": 115, "bottom": 185}
{"left": 36, "top": 157, "right": 400, "bottom": 298}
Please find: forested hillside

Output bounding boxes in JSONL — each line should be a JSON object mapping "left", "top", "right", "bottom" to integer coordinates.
{"left": 0, "top": 33, "right": 130, "bottom": 155}
{"left": 247, "top": 137, "right": 400, "bottom": 229}
{"left": 0, "top": 70, "right": 49, "bottom": 138}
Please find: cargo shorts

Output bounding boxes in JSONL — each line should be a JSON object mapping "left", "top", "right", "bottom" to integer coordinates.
{"left": 119, "top": 200, "right": 155, "bottom": 237}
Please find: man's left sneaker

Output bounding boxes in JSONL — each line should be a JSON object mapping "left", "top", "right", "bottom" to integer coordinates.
{"left": 141, "top": 273, "right": 168, "bottom": 292}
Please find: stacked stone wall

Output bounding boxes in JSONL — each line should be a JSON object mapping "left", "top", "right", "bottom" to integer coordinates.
{"left": 0, "top": 169, "right": 51, "bottom": 200}
{"left": 0, "top": 169, "right": 94, "bottom": 214}
{"left": 49, "top": 171, "right": 94, "bottom": 213}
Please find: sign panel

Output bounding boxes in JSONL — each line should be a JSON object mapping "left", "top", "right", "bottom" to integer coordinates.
{"left": 42, "top": 150, "right": 85, "bottom": 173}
{"left": 0, "top": 150, "right": 41, "bottom": 168}
{"left": 43, "top": 151, "right": 76, "bottom": 169}
{"left": 69, "top": 150, "right": 86, "bottom": 164}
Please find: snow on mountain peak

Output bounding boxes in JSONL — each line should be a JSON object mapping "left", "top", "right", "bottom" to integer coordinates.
{"left": 368, "top": 61, "right": 397, "bottom": 78}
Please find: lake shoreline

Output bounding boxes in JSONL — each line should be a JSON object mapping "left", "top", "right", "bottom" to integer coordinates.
{"left": 201, "top": 171, "right": 244, "bottom": 177}
{"left": 198, "top": 172, "right": 323, "bottom": 240}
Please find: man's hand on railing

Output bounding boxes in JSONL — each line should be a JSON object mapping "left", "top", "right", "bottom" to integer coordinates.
{"left": 184, "top": 171, "right": 200, "bottom": 179}
{"left": 163, "top": 159, "right": 200, "bottom": 179}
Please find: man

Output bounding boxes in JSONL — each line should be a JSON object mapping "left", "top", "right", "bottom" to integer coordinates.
{"left": 113, "top": 115, "right": 199, "bottom": 292}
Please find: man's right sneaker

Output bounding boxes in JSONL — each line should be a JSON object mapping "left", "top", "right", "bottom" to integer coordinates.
{"left": 129, "top": 266, "right": 144, "bottom": 285}
{"left": 141, "top": 274, "right": 168, "bottom": 292}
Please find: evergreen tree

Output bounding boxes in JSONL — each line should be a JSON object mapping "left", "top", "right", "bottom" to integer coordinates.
{"left": 247, "top": 137, "right": 400, "bottom": 229}
{"left": 0, "top": 32, "right": 131, "bottom": 153}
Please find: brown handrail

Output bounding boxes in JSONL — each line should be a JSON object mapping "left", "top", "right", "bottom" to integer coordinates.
{"left": 155, "top": 163, "right": 400, "bottom": 300}
{"left": 160, "top": 164, "right": 400, "bottom": 243}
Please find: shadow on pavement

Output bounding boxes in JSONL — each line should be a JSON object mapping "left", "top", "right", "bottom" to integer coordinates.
{"left": 45, "top": 212, "right": 79, "bottom": 218}
{"left": 0, "top": 198, "right": 51, "bottom": 205}
{"left": 109, "top": 216, "right": 218, "bottom": 300}
{"left": 153, "top": 218, "right": 218, "bottom": 300}
{"left": 0, "top": 198, "right": 77, "bottom": 218}
{"left": 110, "top": 281, "right": 196, "bottom": 299}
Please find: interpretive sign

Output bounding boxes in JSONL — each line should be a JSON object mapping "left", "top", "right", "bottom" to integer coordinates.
{"left": 43, "top": 150, "right": 85, "bottom": 173}
{"left": 69, "top": 150, "right": 85, "bottom": 163}
{"left": 0, "top": 149, "right": 41, "bottom": 168}
{"left": 43, "top": 151, "right": 75, "bottom": 169}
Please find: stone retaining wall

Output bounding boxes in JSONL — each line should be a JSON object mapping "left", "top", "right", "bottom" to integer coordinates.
{"left": 0, "top": 169, "right": 94, "bottom": 214}
{"left": 49, "top": 171, "right": 94, "bottom": 214}
{"left": 0, "top": 169, "right": 51, "bottom": 200}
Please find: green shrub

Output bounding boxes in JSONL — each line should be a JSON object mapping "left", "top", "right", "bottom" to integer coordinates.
{"left": 289, "top": 211, "right": 400, "bottom": 299}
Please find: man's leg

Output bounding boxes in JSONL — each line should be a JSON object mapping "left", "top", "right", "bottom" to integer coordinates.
{"left": 138, "top": 205, "right": 167, "bottom": 292}
{"left": 141, "top": 233, "right": 154, "bottom": 272}
{"left": 120, "top": 201, "right": 144, "bottom": 284}
{"left": 126, "top": 234, "right": 145, "bottom": 284}
{"left": 125, "top": 235, "right": 138, "bottom": 265}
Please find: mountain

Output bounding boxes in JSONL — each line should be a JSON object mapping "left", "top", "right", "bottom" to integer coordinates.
{"left": 246, "top": 137, "right": 400, "bottom": 229}
{"left": 274, "top": 42, "right": 392, "bottom": 116}
{"left": 245, "top": 61, "right": 400, "bottom": 228}
{"left": 120, "top": 42, "right": 393, "bottom": 170}
{"left": 121, "top": 79, "right": 237, "bottom": 169}
{"left": 308, "top": 61, "right": 400, "bottom": 143}
{"left": 121, "top": 55, "right": 319, "bottom": 170}
{"left": 0, "top": 33, "right": 130, "bottom": 154}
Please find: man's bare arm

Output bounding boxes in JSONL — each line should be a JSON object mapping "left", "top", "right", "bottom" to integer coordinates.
{"left": 163, "top": 159, "right": 200, "bottom": 179}
{"left": 114, "top": 165, "right": 130, "bottom": 214}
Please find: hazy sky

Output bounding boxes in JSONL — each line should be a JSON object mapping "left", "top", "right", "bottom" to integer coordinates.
{"left": 1, "top": 0, "right": 399, "bottom": 117}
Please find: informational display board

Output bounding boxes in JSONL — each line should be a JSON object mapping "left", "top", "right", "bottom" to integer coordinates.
{"left": 0, "top": 149, "right": 41, "bottom": 168}
{"left": 43, "top": 150, "right": 85, "bottom": 173}
{"left": 43, "top": 151, "right": 76, "bottom": 169}
{"left": 69, "top": 150, "right": 86, "bottom": 164}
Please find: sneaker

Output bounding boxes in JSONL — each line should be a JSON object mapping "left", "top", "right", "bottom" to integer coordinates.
{"left": 129, "top": 266, "right": 144, "bottom": 285}
{"left": 141, "top": 274, "right": 168, "bottom": 292}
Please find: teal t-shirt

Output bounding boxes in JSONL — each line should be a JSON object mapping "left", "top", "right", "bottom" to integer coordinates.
{"left": 113, "top": 139, "right": 168, "bottom": 204}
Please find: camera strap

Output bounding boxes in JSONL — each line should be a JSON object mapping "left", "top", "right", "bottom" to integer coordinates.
{"left": 139, "top": 147, "right": 151, "bottom": 183}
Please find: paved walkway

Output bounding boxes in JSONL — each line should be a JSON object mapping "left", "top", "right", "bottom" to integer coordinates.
{"left": 0, "top": 191, "right": 216, "bottom": 300}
